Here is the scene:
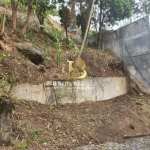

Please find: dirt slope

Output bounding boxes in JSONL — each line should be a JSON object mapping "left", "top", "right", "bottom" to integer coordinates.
{"left": 0, "top": 29, "right": 124, "bottom": 84}
{"left": 0, "top": 5, "right": 124, "bottom": 84}
{"left": 0, "top": 92, "right": 150, "bottom": 149}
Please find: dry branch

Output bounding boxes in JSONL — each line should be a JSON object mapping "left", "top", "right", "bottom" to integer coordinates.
{"left": 123, "top": 133, "right": 150, "bottom": 139}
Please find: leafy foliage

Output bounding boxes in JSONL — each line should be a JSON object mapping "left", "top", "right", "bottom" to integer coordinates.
{"left": 59, "top": 6, "right": 71, "bottom": 37}
{"left": 141, "top": 0, "right": 150, "bottom": 14}
{"left": 18, "top": 139, "right": 27, "bottom": 149}
{"left": 35, "top": 0, "right": 56, "bottom": 32}
{"left": 47, "top": 9, "right": 59, "bottom": 16}
{"left": 40, "top": 17, "right": 63, "bottom": 66}
{"left": 40, "top": 16, "right": 78, "bottom": 66}
{"left": 94, "top": 0, "right": 135, "bottom": 48}
{"left": 67, "top": 0, "right": 135, "bottom": 46}
{"left": 132, "top": 0, "right": 150, "bottom": 19}
{"left": 94, "top": 0, "right": 135, "bottom": 27}
{"left": 40, "top": 17, "right": 64, "bottom": 41}
{"left": 76, "top": 0, "right": 92, "bottom": 39}
{"left": 0, "top": 0, "right": 10, "bottom": 6}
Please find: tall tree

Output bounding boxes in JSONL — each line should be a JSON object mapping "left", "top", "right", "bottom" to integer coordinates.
{"left": 91, "top": 5, "right": 99, "bottom": 31}
{"left": 59, "top": 6, "right": 71, "bottom": 37}
{"left": 76, "top": 0, "right": 92, "bottom": 39}
{"left": 10, "top": 0, "right": 19, "bottom": 29}
{"left": 95, "top": 0, "right": 135, "bottom": 48}
{"left": 36, "top": 0, "right": 56, "bottom": 33}
{"left": 68, "top": 0, "right": 91, "bottom": 39}
{"left": 21, "top": 0, "right": 35, "bottom": 34}
{"left": 21, "top": 0, "right": 56, "bottom": 34}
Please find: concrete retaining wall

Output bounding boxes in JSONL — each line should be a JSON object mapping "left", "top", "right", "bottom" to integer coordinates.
{"left": 11, "top": 77, "right": 128, "bottom": 105}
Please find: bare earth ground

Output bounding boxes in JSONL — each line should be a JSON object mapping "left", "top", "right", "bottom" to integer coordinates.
{"left": 0, "top": 92, "right": 150, "bottom": 150}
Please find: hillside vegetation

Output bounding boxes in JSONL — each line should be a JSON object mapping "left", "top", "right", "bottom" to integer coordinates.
{"left": 0, "top": 5, "right": 124, "bottom": 86}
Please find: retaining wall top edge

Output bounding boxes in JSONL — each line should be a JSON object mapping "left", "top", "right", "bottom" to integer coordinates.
{"left": 115, "top": 15, "right": 149, "bottom": 32}
{"left": 14, "top": 77, "right": 126, "bottom": 85}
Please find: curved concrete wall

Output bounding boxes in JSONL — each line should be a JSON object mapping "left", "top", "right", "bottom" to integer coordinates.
{"left": 11, "top": 77, "right": 128, "bottom": 105}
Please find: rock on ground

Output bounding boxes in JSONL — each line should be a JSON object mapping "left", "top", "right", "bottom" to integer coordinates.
{"left": 15, "top": 42, "right": 45, "bottom": 65}
{"left": 0, "top": 97, "right": 14, "bottom": 146}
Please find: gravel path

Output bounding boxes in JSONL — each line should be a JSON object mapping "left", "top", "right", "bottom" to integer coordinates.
{"left": 75, "top": 137, "right": 150, "bottom": 150}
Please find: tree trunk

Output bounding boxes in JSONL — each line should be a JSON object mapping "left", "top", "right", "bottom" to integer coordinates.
{"left": 12, "top": 10, "right": 17, "bottom": 29}
{"left": 11, "top": 0, "right": 18, "bottom": 30}
{"left": 98, "top": 22, "right": 103, "bottom": 49}
{"left": 76, "top": 0, "right": 95, "bottom": 61}
{"left": 65, "top": 28, "right": 68, "bottom": 37}
{"left": 0, "top": 9, "right": 6, "bottom": 36}
{"left": 79, "top": 0, "right": 85, "bottom": 39}
{"left": 98, "top": 3, "right": 103, "bottom": 49}
{"left": 38, "top": 14, "right": 45, "bottom": 33}
{"left": 39, "top": 18, "right": 44, "bottom": 33}
{"left": 22, "top": 5, "right": 32, "bottom": 34}
{"left": 85, "top": 19, "right": 92, "bottom": 47}
{"left": 65, "top": 28, "right": 68, "bottom": 43}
